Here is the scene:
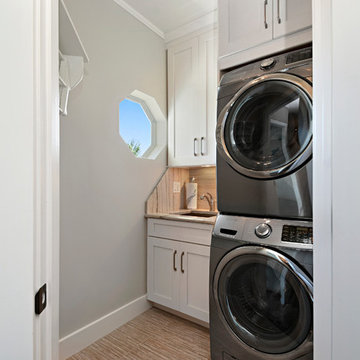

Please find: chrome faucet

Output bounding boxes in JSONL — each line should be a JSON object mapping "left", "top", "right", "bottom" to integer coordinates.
{"left": 200, "top": 192, "right": 215, "bottom": 211}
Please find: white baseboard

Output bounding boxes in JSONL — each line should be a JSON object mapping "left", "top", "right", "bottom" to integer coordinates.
{"left": 59, "top": 295, "right": 151, "bottom": 360}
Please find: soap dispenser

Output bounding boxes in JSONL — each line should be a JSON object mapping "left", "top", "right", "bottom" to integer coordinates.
{"left": 185, "top": 177, "right": 198, "bottom": 210}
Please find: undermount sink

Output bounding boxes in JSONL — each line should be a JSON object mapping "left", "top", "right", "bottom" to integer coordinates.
{"left": 179, "top": 211, "right": 217, "bottom": 218}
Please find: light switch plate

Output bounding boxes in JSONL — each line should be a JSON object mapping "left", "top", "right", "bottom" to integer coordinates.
{"left": 173, "top": 181, "right": 180, "bottom": 193}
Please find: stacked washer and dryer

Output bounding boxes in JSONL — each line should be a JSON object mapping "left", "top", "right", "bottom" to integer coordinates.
{"left": 210, "top": 47, "right": 314, "bottom": 360}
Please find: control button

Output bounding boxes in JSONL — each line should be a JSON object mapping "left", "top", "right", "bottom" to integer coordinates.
{"left": 260, "top": 58, "right": 276, "bottom": 70}
{"left": 255, "top": 223, "right": 272, "bottom": 238}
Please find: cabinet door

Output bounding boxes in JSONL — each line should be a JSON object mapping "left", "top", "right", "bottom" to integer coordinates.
{"left": 168, "top": 38, "right": 201, "bottom": 166}
{"left": 198, "top": 30, "right": 217, "bottom": 165}
{"left": 147, "top": 237, "right": 179, "bottom": 310}
{"left": 179, "top": 243, "right": 210, "bottom": 322}
{"left": 273, "top": 0, "right": 312, "bottom": 38}
{"left": 219, "top": 0, "right": 273, "bottom": 58}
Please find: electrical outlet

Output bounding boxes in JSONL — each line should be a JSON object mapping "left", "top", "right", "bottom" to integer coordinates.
{"left": 173, "top": 181, "right": 180, "bottom": 193}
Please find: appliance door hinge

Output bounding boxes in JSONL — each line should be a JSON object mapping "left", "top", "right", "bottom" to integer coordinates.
{"left": 35, "top": 283, "right": 47, "bottom": 315}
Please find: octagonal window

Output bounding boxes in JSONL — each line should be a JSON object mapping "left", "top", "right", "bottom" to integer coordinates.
{"left": 119, "top": 99, "right": 151, "bottom": 157}
{"left": 118, "top": 90, "right": 166, "bottom": 159}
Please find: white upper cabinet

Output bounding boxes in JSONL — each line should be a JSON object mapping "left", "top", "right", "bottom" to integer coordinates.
{"left": 198, "top": 31, "right": 218, "bottom": 166}
{"left": 219, "top": 0, "right": 273, "bottom": 56}
{"left": 273, "top": 0, "right": 312, "bottom": 38}
{"left": 218, "top": 0, "right": 312, "bottom": 69}
{"left": 168, "top": 38, "right": 200, "bottom": 166}
{"left": 167, "top": 29, "right": 218, "bottom": 167}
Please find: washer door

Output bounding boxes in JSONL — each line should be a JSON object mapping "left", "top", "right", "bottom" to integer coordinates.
{"left": 217, "top": 73, "right": 312, "bottom": 179}
{"left": 214, "top": 246, "right": 313, "bottom": 354}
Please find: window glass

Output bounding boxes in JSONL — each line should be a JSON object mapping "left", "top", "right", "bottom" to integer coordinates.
{"left": 224, "top": 80, "right": 312, "bottom": 172}
{"left": 119, "top": 99, "right": 151, "bottom": 157}
{"left": 218, "top": 253, "right": 312, "bottom": 354}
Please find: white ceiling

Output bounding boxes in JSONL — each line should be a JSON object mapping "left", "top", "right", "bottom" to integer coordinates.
{"left": 121, "top": 0, "right": 217, "bottom": 34}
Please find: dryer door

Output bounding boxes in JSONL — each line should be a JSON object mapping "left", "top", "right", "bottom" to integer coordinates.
{"left": 217, "top": 73, "right": 312, "bottom": 179}
{"left": 214, "top": 246, "right": 313, "bottom": 354}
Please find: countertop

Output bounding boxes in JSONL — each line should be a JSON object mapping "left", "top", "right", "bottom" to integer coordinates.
{"left": 145, "top": 209, "right": 217, "bottom": 225}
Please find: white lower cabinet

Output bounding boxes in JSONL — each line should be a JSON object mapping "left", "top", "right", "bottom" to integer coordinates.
{"left": 147, "top": 221, "right": 211, "bottom": 323}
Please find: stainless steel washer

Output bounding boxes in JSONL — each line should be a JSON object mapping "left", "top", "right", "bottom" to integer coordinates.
{"left": 210, "top": 215, "right": 313, "bottom": 360}
{"left": 216, "top": 47, "right": 313, "bottom": 220}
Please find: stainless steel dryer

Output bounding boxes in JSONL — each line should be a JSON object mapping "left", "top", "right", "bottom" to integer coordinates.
{"left": 217, "top": 47, "right": 313, "bottom": 220}
{"left": 210, "top": 215, "right": 313, "bottom": 360}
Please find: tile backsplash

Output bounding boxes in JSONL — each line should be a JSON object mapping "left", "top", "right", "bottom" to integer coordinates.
{"left": 146, "top": 166, "right": 217, "bottom": 214}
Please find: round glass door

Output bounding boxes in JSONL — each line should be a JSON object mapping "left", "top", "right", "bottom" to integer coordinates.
{"left": 217, "top": 74, "right": 312, "bottom": 179}
{"left": 214, "top": 247, "right": 313, "bottom": 354}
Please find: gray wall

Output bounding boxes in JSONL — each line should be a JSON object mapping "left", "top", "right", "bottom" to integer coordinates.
{"left": 60, "top": 0, "right": 167, "bottom": 338}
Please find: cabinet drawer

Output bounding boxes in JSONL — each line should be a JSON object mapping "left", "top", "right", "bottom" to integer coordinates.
{"left": 147, "top": 219, "right": 213, "bottom": 246}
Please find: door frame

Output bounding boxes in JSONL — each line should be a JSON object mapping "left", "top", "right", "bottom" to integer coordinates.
{"left": 313, "top": 0, "right": 333, "bottom": 358}
{"left": 29, "top": 0, "right": 358, "bottom": 358}
{"left": 313, "top": 0, "right": 360, "bottom": 358}
{"left": 33, "top": 0, "right": 60, "bottom": 358}
{"left": 0, "top": 0, "right": 59, "bottom": 358}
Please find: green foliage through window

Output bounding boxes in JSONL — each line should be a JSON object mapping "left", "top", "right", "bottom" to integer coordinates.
{"left": 128, "top": 140, "right": 141, "bottom": 157}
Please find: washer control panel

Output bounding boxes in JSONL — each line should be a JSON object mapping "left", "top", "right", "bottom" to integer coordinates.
{"left": 281, "top": 225, "right": 313, "bottom": 244}
{"left": 255, "top": 223, "right": 272, "bottom": 238}
{"left": 214, "top": 215, "right": 313, "bottom": 250}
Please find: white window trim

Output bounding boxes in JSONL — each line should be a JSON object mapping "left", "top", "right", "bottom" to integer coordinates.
{"left": 120, "top": 90, "right": 166, "bottom": 160}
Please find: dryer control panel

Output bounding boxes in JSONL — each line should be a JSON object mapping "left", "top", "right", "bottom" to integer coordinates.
{"left": 281, "top": 225, "right": 313, "bottom": 244}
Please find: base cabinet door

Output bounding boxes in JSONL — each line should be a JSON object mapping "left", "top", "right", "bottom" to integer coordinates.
{"left": 179, "top": 243, "right": 210, "bottom": 322}
{"left": 147, "top": 237, "right": 179, "bottom": 310}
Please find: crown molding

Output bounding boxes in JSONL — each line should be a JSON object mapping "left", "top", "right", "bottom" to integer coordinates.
{"left": 165, "top": 10, "right": 218, "bottom": 43}
{"left": 113, "top": 0, "right": 165, "bottom": 39}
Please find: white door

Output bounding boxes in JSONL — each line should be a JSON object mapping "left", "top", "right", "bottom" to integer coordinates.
{"left": 198, "top": 30, "right": 217, "bottom": 166}
{"left": 168, "top": 38, "right": 201, "bottom": 166}
{"left": 179, "top": 243, "right": 210, "bottom": 322}
{"left": 1, "top": 0, "right": 59, "bottom": 359}
{"left": 219, "top": 0, "right": 273, "bottom": 58}
{"left": 273, "top": 0, "right": 312, "bottom": 38}
{"left": 147, "top": 237, "right": 180, "bottom": 310}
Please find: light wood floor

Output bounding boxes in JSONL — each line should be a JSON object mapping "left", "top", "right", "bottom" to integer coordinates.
{"left": 68, "top": 308, "right": 211, "bottom": 360}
